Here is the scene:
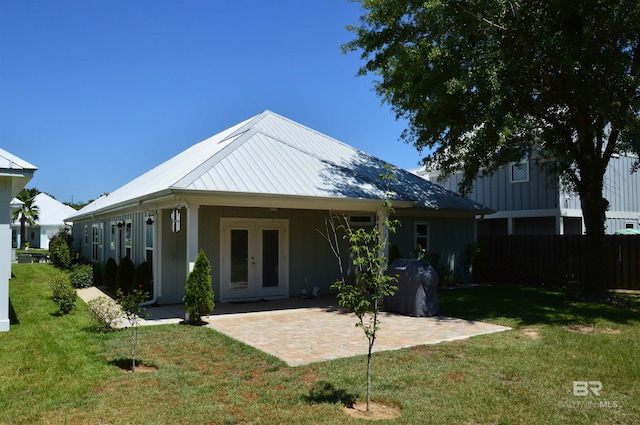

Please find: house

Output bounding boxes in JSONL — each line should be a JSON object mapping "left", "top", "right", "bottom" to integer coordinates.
{"left": 1, "top": 148, "right": 37, "bottom": 332}
{"left": 67, "top": 111, "right": 492, "bottom": 304}
{"left": 414, "top": 154, "right": 640, "bottom": 236}
{"left": 12, "top": 192, "right": 76, "bottom": 250}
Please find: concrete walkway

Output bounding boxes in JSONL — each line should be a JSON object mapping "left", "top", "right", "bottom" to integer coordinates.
{"left": 78, "top": 287, "right": 511, "bottom": 367}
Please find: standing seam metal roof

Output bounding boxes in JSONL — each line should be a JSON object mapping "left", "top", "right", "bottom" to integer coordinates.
{"left": 68, "top": 110, "right": 491, "bottom": 219}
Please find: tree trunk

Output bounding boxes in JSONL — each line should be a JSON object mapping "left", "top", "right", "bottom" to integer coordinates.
{"left": 20, "top": 215, "right": 26, "bottom": 249}
{"left": 366, "top": 340, "right": 372, "bottom": 411}
{"left": 578, "top": 172, "right": 609, "bottom": 300}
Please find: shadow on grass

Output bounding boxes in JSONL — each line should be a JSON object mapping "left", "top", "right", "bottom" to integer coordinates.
{"left": 439, "top": 284, "right": 639, "bottom": 327}
{"left": 304, "top": 380, "right": 357, "bottom": 408}
{"left": 8, "top": 298, "right": 19, "bottom": 325}
{"left": 108, "top": 357, "right": 157, "bottom": 372}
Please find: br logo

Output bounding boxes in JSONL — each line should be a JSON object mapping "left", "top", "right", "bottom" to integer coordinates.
{"left": 573, "top": 381, "right": 602, "bottom": 396}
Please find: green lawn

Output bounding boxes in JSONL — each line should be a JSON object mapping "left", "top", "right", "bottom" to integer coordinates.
{"left": 2, "top": 264, "right": 638, "bottom": 424}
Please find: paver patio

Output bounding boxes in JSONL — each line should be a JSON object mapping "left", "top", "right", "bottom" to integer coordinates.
{"left": 204, "top": 307, "right": 511, "bottom": 366}
{"left": 78, "top": 288, "right": 511, "bottom": 367}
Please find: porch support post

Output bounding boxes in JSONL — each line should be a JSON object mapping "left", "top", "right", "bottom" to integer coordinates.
{"left": 377, "top": 208, "right": 389, "bottom": 260}
{"left": 186, "top": 204, "right": 199, "bottom": 275}
{"left": 0, "top": 184, "right": 11, "bottom": 331}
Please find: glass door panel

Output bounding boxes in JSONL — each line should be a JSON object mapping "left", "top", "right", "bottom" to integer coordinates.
{"left": 261, "top": 229, "right": 279, "bottom": 288}
{"left": 230, "top": 229, "right": 249, "bottom": 289}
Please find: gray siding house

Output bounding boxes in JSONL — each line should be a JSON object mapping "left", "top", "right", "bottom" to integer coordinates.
{"left": 414, "top": 154, "right": 640, "bottom": 235}
{"left": 1, "top": 149, "right": 36, "bottom": 332}
{"left": 67, "top": 111, "right": 491, "bottom": 304}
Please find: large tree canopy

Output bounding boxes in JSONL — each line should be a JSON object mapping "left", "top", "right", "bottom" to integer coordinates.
{"left": 345, "top": 0, "right": 640, "bottom": 297}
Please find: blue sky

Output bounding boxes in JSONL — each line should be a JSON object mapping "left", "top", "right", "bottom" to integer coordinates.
{"left": 1, "top": 0, "right": 424, "bottom": 204}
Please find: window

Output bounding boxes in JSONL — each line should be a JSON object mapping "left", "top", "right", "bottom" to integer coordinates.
{"left": 349, "top": 215, "right": 374, "bottom": 226}
{"left": 125, "top": 221, "right": 132, "bottom": 258}
{"left": 91, "top": 224, "right": 103, "bottom": 262}
{"left": 415, "top": 222, "right": 430, "bottom": 257}
{"left": 145, "top": 217, "right": 154, "bottom": 272}
{"left": 110, "top": 222, "right": 116, "bottom": 250}
{"left": 510, "top": 160, "right": 529, "bottom": 183}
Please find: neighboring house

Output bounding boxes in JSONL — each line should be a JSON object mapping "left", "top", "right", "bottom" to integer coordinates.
{"left": 1, "top": 148, "right": 37, "bottom": 332}
{"left": 12, "top": 192, "right": 76, "bottom": 250}
{"left": 413, "top": 154, "right": 640, "bottom": 235}
{"left": 67, "top": 111, "right": 492, "bottom": 304}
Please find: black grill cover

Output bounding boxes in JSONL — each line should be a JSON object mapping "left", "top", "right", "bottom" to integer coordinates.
{"left": 384, "top": 259, "right": 439, "bottom": 317}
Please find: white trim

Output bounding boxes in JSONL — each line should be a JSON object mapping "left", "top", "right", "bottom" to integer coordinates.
{"left": 509, "top": 160, "right": 530, "bottom": 183}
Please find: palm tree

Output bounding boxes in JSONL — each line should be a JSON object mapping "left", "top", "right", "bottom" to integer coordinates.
{"left": 12, "top": 188, "right": 40, "bottom": 249}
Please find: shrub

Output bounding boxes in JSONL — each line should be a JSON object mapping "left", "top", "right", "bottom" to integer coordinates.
{"left": 183, "top": 250, "right": 215, "bottom": 323}
{"left": 49, "top": 274, "right": 77, "bottom": 314}
{"left": 87, "top": 297, "right": 122, "bottom": 332}
{"left": 103, "top": 258, "right": 118, "bottom": 290}
{"left": 116, "top": 256, "right": 135, "bottom": 292}
{"left": 49, "top": 228, "right": 73, "bottom": 269}
{"left": 133, "top": 261, "right": 153, "bottom": 298}
{"left": 69, "top": 264, "right": 94, "bottom": 288}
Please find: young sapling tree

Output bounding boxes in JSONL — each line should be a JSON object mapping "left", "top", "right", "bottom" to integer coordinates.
{"left": 321, "top": 166, "right": 399, "bottom": 411}
{"left": 116, "top": 288, "right": 148, "bottom": 371}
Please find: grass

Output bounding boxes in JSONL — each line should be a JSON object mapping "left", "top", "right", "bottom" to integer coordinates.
{"left": 2, "top": 264, "right": 639, "bottom": 424}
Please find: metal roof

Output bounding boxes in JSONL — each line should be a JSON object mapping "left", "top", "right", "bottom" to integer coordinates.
{"left": 68, "top": 111, "right": 491, "bottom": 219}
{"left": 12, "top": 193, "right": 77, "bottom": 226}
{"left": 0, "top": 148, "right": 37, "bottom": 172}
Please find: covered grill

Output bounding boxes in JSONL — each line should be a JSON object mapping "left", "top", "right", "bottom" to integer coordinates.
{"left": 384, "top": 259, "right": 439, "bottom": 317}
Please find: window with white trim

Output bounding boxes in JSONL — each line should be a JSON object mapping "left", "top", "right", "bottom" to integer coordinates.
{"left": 415, "top": 222, "right": 430, "bottom": 258}
{"left": 125, "top": 221, "right": 132, "bottom": 258}
{"left": 91, "top": 224, "right": 103, "bottom": 262}
{"left": 110, "top": 222, "right": 116, "bottom": 250}
{"left": 145, "top": 217, "right": 154, "bottom": 268}
{"left": 510, "top": 160, "right": 529, "bottom": 183}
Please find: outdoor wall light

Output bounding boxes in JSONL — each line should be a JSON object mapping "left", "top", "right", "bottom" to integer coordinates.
{"left": 146, "top": 217, "right": 154, "bottom": 226}
{"left": 117, "top": 221, "right": 124, "bottom": 229}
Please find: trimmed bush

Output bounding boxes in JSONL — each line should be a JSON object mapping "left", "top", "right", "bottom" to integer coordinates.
{"left": 116, "top": 256, "right": 135, "bottom": 292}
{"left": 49, "top": 228, "right": 73, "bottom": 269}
{"left": 69, "top": 264, "right": 94, "bottom": 288}
{"left": 133, "top": 261, "right": 153, "bottom": 298}
{"left": 103, "top": 258, "right": 118, "bottom": 290}
{"left": 87, "top": 297, "right": 122, "bottom": 332}
{"left": 49, "top": 274, "right": 77, "bottom": 314}
{"left": 183, "top": 250, "right": 215, "bottom": 323}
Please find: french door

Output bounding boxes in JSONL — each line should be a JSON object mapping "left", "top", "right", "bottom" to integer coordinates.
{"left": 220, "top": 218, "right": 288, "bottom": 301}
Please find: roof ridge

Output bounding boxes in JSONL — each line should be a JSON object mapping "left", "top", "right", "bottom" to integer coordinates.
{"left": 169, "top": 111, "right": 273, "bottom": 189}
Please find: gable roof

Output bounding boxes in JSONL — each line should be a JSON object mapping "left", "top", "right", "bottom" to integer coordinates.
{"left": 0, "top": 148, "right": 37, "bottom": 198}
{"left": 12, "top": 193, "right": 77, "bottom": 226}
{"left": 0, "top": 148, "right": 37, "bottom": 171}
{"left": 68, "top": 111, "right": 491, "bottom": 220}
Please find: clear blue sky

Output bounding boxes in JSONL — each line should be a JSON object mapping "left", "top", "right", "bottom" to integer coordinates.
{"left": 1, "top": 0, "right": 425, "bottom": 204}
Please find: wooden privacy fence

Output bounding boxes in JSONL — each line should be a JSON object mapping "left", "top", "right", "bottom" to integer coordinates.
{"left": 477, "top": 235, "right": 640, "bottom": 290}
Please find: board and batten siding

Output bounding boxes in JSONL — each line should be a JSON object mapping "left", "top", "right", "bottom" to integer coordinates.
{"left": 197, "top": 206, "right": 344, "bottom": 300}
{"left": 391, "top": 215, "right": 476, "bottom": 278}
{"left": 438, "top": 162, "right": 559, "bottom": 212}
{"left": 604, "top": 155, "right": 640, "bottom": 213}
{"left": 158, "top": 208, "right": 187, "bottom": 304}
